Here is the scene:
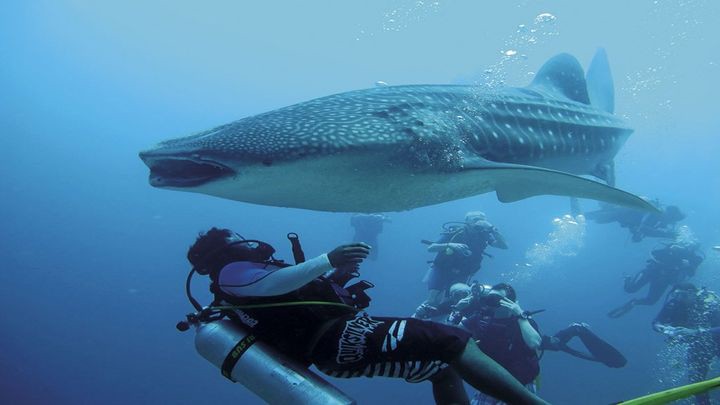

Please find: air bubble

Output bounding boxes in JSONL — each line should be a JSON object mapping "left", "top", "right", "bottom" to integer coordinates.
{"left": 535, "top": 13, "right": 557, "bottom": 24}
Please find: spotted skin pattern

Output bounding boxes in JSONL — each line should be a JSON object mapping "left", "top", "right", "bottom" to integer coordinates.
{"left": 149, "top": 83, "right": 629, "bottom": 175}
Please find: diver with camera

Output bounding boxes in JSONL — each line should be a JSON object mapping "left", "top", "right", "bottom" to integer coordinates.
{"left": 448, "top": 283, "right": 542, "bottom": 404}
{"left": 448, "top": 282, "right": 626, "bottom": 404}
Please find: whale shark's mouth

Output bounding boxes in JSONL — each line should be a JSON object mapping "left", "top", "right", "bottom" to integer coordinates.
{"left": 141, "top": 156, "right": 235, "bottom": 188}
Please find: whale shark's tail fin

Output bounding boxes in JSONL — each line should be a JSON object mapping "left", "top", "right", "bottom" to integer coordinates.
{"left": 585, "top": 48, "right": 615, "bottom": 114}
{"left": 586, "top": 48, "right": 617, "bottom": 185}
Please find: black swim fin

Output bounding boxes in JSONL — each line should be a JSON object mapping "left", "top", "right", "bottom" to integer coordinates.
{"left": 607, "top": 300, "right": 635, "bottom": 318}
{"left": 576, "top": 327, "right": 627, "bottom": 368}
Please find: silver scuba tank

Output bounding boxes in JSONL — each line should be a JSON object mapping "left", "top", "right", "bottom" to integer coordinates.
{"left": 194, "top": 319, "right": 356, "bottom": 405}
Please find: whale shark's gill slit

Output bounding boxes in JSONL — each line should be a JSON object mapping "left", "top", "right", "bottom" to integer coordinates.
{"left": 149, "top": 158, "right": 234, "bottom": 188}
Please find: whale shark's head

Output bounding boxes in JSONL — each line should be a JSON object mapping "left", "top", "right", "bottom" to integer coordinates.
{"left": 139, "top": 89, "right": 422, "bottom": 195}
{"left": 139, "top": 107, "right": 366, "bottom": 187}
{"left": 138, "top": 108, "right": 412, "bottom": 210}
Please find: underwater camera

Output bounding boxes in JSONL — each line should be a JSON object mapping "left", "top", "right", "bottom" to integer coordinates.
{"left": 481, "top": 293, "right": 504, "bottom": 308}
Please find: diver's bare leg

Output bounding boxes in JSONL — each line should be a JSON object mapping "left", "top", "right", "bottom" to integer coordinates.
{"left": 452, "top": 340, "right": 548, "bottom": 405}
{"left": 430, "top": 367, "right": 469, "bottom": 405}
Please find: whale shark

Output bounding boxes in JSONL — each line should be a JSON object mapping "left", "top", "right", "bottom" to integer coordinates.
{"left": 139, "top": 49, "right": 654, "bottom": 213}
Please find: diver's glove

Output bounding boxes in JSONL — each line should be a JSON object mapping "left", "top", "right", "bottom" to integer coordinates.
{"left": 328, "top": 243, "right": 371, "bottom": 268}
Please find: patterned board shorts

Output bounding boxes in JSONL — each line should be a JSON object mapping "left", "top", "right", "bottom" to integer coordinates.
{"left": 311, "top": 313, "right": 471, "bottom": 383}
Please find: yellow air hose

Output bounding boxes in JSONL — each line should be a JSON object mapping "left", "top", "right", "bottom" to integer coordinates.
{"left": 617, "top": 376, "right": 720, "bottom": 404}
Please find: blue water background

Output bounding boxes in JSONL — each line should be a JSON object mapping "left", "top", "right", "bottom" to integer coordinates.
{"left": 1, "top": 1, "right": 719, "bottom": 404}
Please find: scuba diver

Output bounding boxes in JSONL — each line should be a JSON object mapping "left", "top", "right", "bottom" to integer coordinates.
{"left": 181, "top": 227, "right": 547, "bottom": 405}
{"left": 653, "top": 283, "right": 720, "bottom": 405}
{"left": 350, "top": 213, "right": 390, "bottom": 260}
{"left": 448, "top": 283, "right": 626, "bottom": 404}
{"left": 584, "top": 199, "right": 685, "bottom": 242}
{"left": 413, "top": 211, "right": 508, "bottom": 319}
{"left": 608, "top": 241, "right": 705, "bottom": 318}
{"left": 447, "top": 283, "right": 542, "bottom": 405}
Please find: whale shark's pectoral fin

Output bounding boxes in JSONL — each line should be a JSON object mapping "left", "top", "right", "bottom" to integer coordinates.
{"left": 461, "top": 159, "right": 656, "bottom": 212}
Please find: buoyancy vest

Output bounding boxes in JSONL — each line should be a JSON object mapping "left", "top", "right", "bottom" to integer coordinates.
{"left": 432, "top": 227, "right": 492, "bottom": 275}
{"left": 209, "top": 262, "right": 359, "bottom": 363}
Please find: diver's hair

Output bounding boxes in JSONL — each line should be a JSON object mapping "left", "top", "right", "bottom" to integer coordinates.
{"left": 492, "top": 282, "right": 517, "bottom": 302}
{"left": 187, "top": 227, "right": 234, "bottom": 267}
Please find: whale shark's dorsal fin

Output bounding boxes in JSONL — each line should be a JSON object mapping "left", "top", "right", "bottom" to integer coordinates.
{"left": 585, "top": 48, "right": 615, "bottom": 113}
{"left": 528, "top": 53, "right": 590, "bottom": 105}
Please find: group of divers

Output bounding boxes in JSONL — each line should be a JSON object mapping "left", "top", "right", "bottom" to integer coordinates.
{"left": 180, "top": 198, "right": 720, "bottom": 405}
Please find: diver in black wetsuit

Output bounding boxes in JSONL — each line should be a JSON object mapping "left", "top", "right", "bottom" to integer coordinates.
{"left": 585, "top": 200, "right": 685, "bottom": 242}
{"left": 449, "top": 283, "right": 625, "bottom": 404}
{"left": 608, "top": 242, "right": 705, "bottom": 318}
{"left": 450, "top": 283, "right": 626, "bottom": 370}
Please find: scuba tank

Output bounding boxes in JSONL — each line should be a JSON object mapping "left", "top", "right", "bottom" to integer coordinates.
{"left": 194, "top": 318, "right": 355, "bottom": 405}
{"left": 180, "top": 232, "right": 356, "bottom": 404}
